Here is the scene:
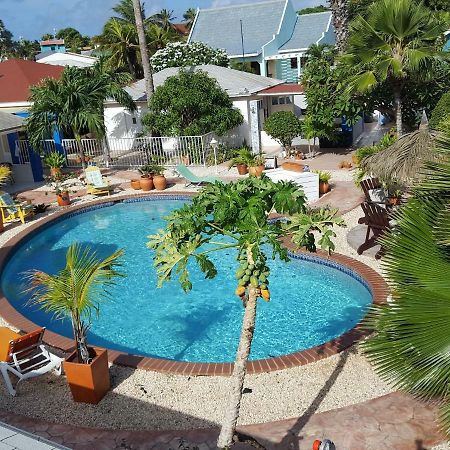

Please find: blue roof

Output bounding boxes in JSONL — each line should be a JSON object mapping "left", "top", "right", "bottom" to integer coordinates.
{"left": 280, "top": 12, "right": 333, "bottom": 51}
{"left": 189, "top": 0, "right": 286, "bottom": 56}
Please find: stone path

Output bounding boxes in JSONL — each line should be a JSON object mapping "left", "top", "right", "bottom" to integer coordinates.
{"left": 0, "top": 421, "right": 68, "bottom": 450}
{"left": 0, "top": 392, "right": 444, "bottom": 449}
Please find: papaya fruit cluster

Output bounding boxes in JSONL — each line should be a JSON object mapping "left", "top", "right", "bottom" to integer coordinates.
{"left": 234, "top": 251, "right": 270, "bottom": 301}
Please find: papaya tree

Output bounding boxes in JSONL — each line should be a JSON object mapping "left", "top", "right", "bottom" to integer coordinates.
{"left": 149, "top": 176, "right": 345, "bottom": 449}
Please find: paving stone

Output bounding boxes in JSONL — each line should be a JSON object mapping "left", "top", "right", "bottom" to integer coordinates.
{"left": 2, "top": 432, "right": 55, "bottom": 449}
{"left": 0, "top": 426, "right": 15, "bottom": 441}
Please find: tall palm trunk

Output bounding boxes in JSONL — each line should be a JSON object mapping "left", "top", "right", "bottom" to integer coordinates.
{"left": 393, "top": 87, "right": 403, "bottom": 136}
{"left": 132, "top": 0, "right": 154, "bottom": 107}
{"left": 73, "top": 129, "right": 86, "bottom": 170}
{"left": 217, "top": 284, "right": 258, "bottom": 449}
{"left": 329, "top": 0, "right": 349, "bottom": 53}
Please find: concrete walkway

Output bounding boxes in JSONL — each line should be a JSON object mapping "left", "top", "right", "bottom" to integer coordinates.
{"left": 0, "top": 421, "right": 68, "bottom": 450}
{"left": 0, "top": 392, "right": 444, "bottom": 449}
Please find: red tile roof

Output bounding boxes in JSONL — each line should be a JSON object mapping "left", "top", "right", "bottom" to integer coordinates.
{"left": 39, "top": 39, "right": 65, "bottom": 46}
{"left": 0, "top": 59, "right": 64, "bottom": 103}
{"left": 172, "top": 23, "right": 190, "bottom": 36}
{"left": 258, "top": 83, "right": 304, "bottom": 95}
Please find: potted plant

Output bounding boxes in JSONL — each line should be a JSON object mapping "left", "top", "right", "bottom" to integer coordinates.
{"left": 152, "top": 165, "right": 167, "bottom": 191}
{"left": 43, "top": 151, "right": 66, "bottom": 177}
{"left": 45, "top": 173, "right": 77, "bottom": 206}
{"left": 248, "top": 154, "right": 266, "bottom": 177}
{"left": 180, "top": 148, "right": 191, "bottom": 166}
{"left": 314, "top": 170, "right": 332, "bottom": 194}
{"left": 25, "top": 243, "right": 124, "bottom": 404}
{"left": 228, "top": 147, "right": 253, "bottom": 175}
{"left": 388, "top": 188, "right": 402, "bottom": 206}
{"left": 130, "top": 179, "right": 141, "bottom": 190}
{"left": 138, "top": 164, "right": 155, "bottom": 191}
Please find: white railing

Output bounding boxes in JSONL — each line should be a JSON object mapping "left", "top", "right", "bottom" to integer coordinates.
{"left": 15, "top": 133, "right": 216, "bottom": 169}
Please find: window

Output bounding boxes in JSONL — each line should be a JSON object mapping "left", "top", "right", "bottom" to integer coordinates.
{"left": 132, "top": 117, "right": 137, "bottom": 124}
{"left": 286, "top": 96, "right": 292, "bottom": 104}
{"left": 272, "top": 97, "right": 279, "bottom": 105}
{"left": 279, "top": 97, "right": 286, "bottom": 105}
{"left": 290, "top": 58, "right": 298, "bottom": 69}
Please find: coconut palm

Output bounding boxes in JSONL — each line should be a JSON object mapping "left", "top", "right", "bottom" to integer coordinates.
{"left": 147, "top": 24, "right": 177, "bottom": 52}
{"left": 151, "top": 9, "right": 176, "bottom": 30}
{"left": 183, "top": 8, "right": 197, "bottom": 29}
{"left": 329, "top": 0, "right": 350, "bottom": 52}
{"left": 344, "top": 0, "right": 447, "bottom": 135}
{"left": 25, "top": 244, "right": 124, "bottom": 364}
{"left": 97, "top": 18, "right": 141, "bottom": 77}
{"left": 149, "top": 176, "right": 345, "bottom": 449}
{"left": 26, "top": 63, "right": 136, "bottom": 168}
{"left": 363, "top": 126, "right": 450, "bottom": 434}
{"left": 132, "top": 0, "right": 154, "bottom": 105}
{"left": 112, "top": 0, "right": 145, "bottom": 24}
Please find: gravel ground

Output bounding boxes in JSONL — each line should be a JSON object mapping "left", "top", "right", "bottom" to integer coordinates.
{"left": 0, "top": 176, "right": 394, "bottom": 431}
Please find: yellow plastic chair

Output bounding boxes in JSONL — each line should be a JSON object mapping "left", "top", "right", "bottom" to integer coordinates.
{"left": 0, "top": 191, "right": 34, "bottom": 224}
{"left": 85, "top": 166, "right": 113, "bottom": 196}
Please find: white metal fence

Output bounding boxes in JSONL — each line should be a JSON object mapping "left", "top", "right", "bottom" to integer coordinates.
{"left": 15, "top": 133, "right": 216, "bottom": 169}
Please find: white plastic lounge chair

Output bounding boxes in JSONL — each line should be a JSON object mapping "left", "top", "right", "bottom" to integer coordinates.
{"left": 0, "top": 327, "right": 63, "bottom": 396}
{"left": 175, "top": 164, "right": 222, "bottom": 187}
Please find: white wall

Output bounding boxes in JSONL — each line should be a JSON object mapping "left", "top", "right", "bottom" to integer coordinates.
{"left": 37, "top": 52, "right": 96, "bottom": 67}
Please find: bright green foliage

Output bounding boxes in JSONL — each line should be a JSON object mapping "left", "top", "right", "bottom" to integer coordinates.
{"left": 298, "top": 5, "right": 329, "bottom": 15}
{"left": 43, "top": 151, "right": 66, "bottom": 169}
{"left": 27, "top": 62, "right": 136, "bottom": 155}
{"left": 344, "top": 0, "right": 447, "bottom": 134}
{"left": 25, "top": 243, "right": 124, "bottom": 364}
{"left": 302, "top": 44, "right": 363, "bottom": 141}
{"left": 363, "top": 132, "right": 450, "bottom": 434}
{"left": 263, "top": 111, "right": 303, "bottom": 150}
{"left": 149, "top": 176, "right": 345, "bottom": 293}
{"left": 183, "top": 8, "right": 197, "bottom": 29}
{"left": 430, "top": 93, "right": 450, "bottom": 130}
{"left": 142, "top": 69, "right": 243, "bottom": 136}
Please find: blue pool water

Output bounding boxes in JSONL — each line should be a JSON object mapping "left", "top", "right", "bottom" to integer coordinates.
{"left": 0, "top": 198, "right": 372, "bottom": 363}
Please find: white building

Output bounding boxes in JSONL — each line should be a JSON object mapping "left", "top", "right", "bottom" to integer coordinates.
{"left": 104, "top": 65, "right": 305, "bottom": 152}
{"left": 35, "top": 51, "right": 97, "bottom": 68}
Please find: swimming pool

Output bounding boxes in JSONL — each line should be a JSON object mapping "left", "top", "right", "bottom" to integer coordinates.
{"left": 0, "top": 197, "right": 373, "bottom": 363}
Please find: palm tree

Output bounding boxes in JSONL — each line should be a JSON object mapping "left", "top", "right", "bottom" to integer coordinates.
{"left": 26, "top": 244, "right": 124, "bottom": 364}
{"left": 146, "top": 24, "right": 176, "bottom": 52}
{"left": 363, "top": 127, "right": 450, "bottom": 435}
{"left": 112, "top": 0, "right": 145, "bottom": 24}
{"left": 97, "top": 18, "right": 141, "bottom": 77}
{"left": 26, "top": 63, "right": 136, "bottom": 168}
{"left": 132, "top": 0, "right": 154, "bottom": 105}
{"left": 183, "top": 8, "right": 197, "bottom": 29}
{"left": 151, "top": 8, "right": 176, "bottom": 30}
{"left": 329, "top": 0, "right": 350, "bottom": 52}
{"left": 149, "top": 177, "right": 345, "bottom": 449}
{"left": 344, "top": 0, "right": 447, "bottom": 135}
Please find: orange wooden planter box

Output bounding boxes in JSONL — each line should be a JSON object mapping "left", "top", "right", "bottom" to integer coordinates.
{"left": 64, "top": 347, "right": 110, "bottom": 404}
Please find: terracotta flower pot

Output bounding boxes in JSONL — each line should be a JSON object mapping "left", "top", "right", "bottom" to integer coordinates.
{"left": 57, "top": 191, "right": 71, "bottom": 206}
{"left": 248, "top": 165, "right": 264, "bottom": 177}
{"left": 388, "top": 197, "right": 400, "bottom": 206}
{"left": 50, "top": 167, "right": 62, "bottom": 177}
{"left": 319, "top": 181, "right": 329, "bottom": 195}
{"left": 140, "top": 176, "right": 154, "bottom": 191}
{"left": 236, "top": 164, "right": 248, "bottom": 175}
{"left": 64, "top": 347, "right": 110, "bottom": 404}
{"left": 130, "top": 179, "right": 141, "bottom": 190}
{"left": 153, "top": 175, "right": 167, "bottom": 190}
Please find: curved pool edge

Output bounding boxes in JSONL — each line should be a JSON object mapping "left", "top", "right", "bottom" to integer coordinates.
{"left": 0, "top": 192, "right": 389, "bottom": 376}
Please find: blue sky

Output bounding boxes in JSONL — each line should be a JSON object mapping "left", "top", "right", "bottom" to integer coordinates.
{"left": 0, "top": 0, "right": 322, "bottom": 40}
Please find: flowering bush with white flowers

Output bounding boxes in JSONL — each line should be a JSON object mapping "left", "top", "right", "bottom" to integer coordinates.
{"left": 151, "top": 42, "right": 229, "bottom": 72}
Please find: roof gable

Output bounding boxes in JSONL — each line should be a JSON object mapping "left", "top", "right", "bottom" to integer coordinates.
{"left": 280, "top": 11, "right": 333, "bottom": 51}
{"left": 0, "top": 59, "right": 64, "bottom": 103}
{"left": 189, "top": 0, "right": 287, "bottom": 56}
{"left": 0, "top": 111, "right": 24, "bottom": 133}
{"left": 124, "top": 65, "right": 283, "bottom": 102}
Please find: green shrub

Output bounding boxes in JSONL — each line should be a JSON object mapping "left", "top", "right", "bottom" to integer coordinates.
{"left": 430, "top": 92, "right": 450, "bottom": 130}
{"left": 263, "top": 111, "right": 303, "bottom": 150}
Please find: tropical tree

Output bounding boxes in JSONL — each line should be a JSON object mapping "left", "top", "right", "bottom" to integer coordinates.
{"left": 132, "top": 0, "right": 154, "bottom": 103}
{"left": 26, "top": 244, "right": 124, "bottom": 364}
{"left": 26, "top": 63, "right": 136, "bottom": 168}
{"left": 14, "top": 39, "right": 40, "bottom": 60}
{"left": 183, "top": 7, "right": 197, "bottom": 29}
{"left": 146, "top": 24, "right": 177, "bottom": 52}
{"left": 298, "top": 5, "right": 329, "bottom": 14}
{"left": 112, "top": 0, "right": 144, "bottom": 24}
{"left": 263, "top": 111, "right": 303, "bottom": 154}
{"left": 142, "top": 69, "right": 243, "bottom": 136}
{"left": 149, "top": 176, "right": 345, "bottom": 448}
{"left": 40, "top": 33, "right": 54, "bottom": 41}
{"left": 97, "top": 18, "right": 141, "bottom": 77}
{"left": 151, "top": 9, "right": 176, "bottom": 30}
{"left": 56, "top": 27, "right": 90, "bottom": 52}
{"left": 329, "top": 0, "right": 350, "bottom": 52}
{"left": 344, "top": 0, "right": 447, "bottom": 135}
{"left": 150, "top": 42, "right": 228, "bottom": 72}
{"left": 363, "top": 126, "right": 450, "bottom": 435}
{"left": 0, "top": 19, "right": 14, "bottom": 58}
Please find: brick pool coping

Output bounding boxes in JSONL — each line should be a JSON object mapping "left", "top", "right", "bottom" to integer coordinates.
{"left": 0, "top": 192, "right": 389, "bottom": 376}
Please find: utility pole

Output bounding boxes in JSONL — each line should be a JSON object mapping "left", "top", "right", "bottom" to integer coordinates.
{"left": 240, "top": 19, "right": 245, "bottom": 71}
